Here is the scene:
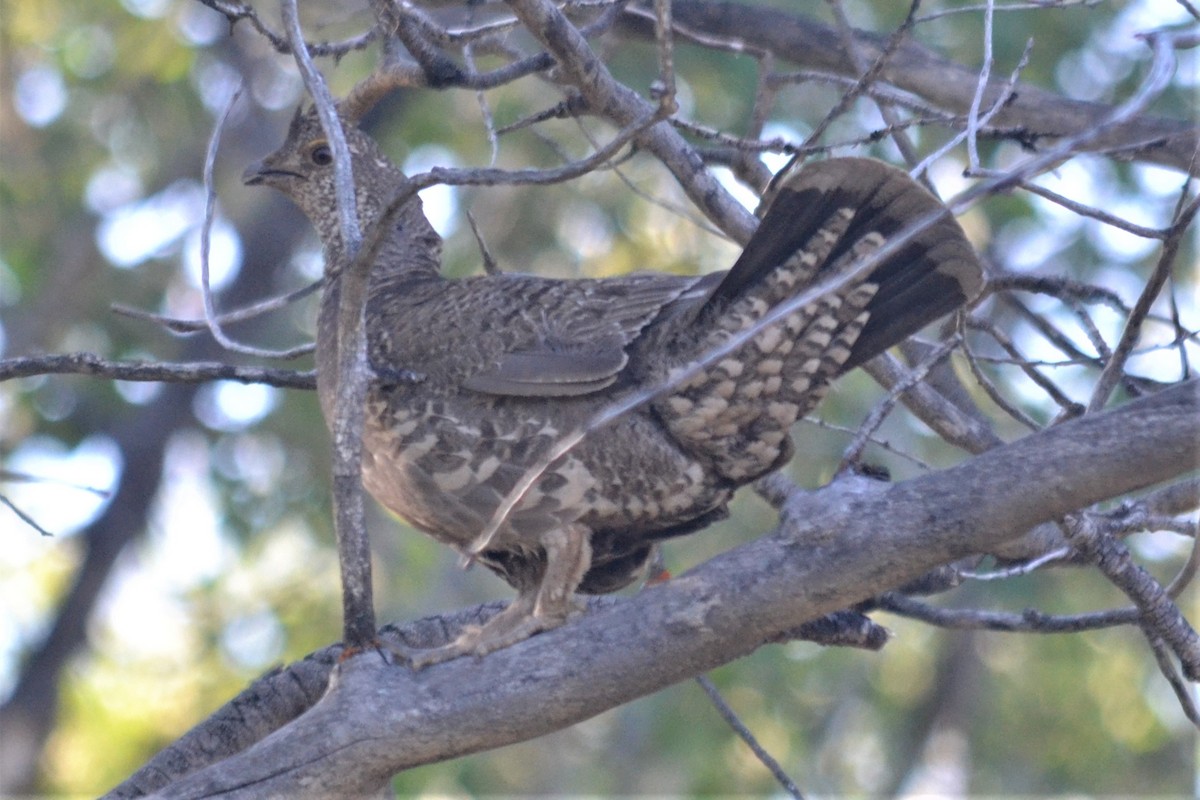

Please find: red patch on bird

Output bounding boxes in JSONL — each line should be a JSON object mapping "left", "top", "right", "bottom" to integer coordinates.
{"left": 646, "top": 568, "right": 672, "bottom": 585}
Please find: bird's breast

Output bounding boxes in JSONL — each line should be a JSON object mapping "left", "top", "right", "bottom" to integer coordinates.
{"left": 361, "top": 392, "right": 612, "bottom": 548}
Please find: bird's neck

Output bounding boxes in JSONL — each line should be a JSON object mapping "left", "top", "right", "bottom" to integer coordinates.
{"left": 321, "top": 175, "right": 444, "bottom": 284}
{"left": 313, "top": 176, "right": 445, "bottom": 425}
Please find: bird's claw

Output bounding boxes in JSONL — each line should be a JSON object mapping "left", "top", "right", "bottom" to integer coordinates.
{"left": 400, "top": 598, "right": 586, "bottom": 670}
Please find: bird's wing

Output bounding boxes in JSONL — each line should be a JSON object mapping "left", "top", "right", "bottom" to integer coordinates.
{"left": 462, "top": 272, "right": 714, "bottom": 398}
{"left": 461, "top": 347, "right": 629, "bottom": 396}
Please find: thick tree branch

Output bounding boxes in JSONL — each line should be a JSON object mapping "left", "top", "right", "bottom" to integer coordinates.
{"left": 108, "top": 380, "right": 1198, "bottom": 798}
{"left": 621, "top": 1, "right": 1200, "bottom": 175}
{"left": 107, "top": 602, "right": 884, "bottom": 798}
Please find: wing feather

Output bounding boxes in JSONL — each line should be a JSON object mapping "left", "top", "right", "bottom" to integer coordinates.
{"left": 462, "top": 273, "right": 708, "bottom": 398}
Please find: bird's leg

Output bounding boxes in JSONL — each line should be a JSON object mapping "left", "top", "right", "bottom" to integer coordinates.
{"left": 406, "top": 524, "right": 592, "bottom": 669}
{"left": 532, "top": 523, "right": 592, "bottom": 621}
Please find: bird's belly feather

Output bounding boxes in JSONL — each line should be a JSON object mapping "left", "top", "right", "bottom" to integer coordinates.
{"left": 360, "top": 389, "right": 731, "bottom": 554}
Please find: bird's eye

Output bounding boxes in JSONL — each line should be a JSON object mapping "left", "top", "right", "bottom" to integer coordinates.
{"left": 309, "top": 144, "right": 333, "bottom": 166}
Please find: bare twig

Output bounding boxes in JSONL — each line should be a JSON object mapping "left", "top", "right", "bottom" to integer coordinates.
{"left": 496, "top": 93, "right": 589, "bottom": 135}
{"left": 573, "top": 112, "right": 727, "bottom": 238}
{"left": 1017, "top": 180, "right": 1172, "bottom": 239}
{"left": 0, "top": 469, "right": 111, "bottom": 498}
{"left": 1066, "top": 299, "right": 1114, "bottom": 366}
{"left": 463, "top": 10, "right": 501, "bottom": 166}
{"left": 651, "top": 0, "right": 678, "bottom": 114}
{"left": 961, "top": 325, "right": 1044, "bottom": 431}
{"left": 197, "top": 0, "right": 378, "bottom": 57}
{"left": 803, "top": 416, "right": 934, "bottom": 471}
{"left": 196, "top": 87, "right": 315, "bottom": 359}
{"left": 966, "top": 337, "right": 1197, "bottom": 368}
{"left": 1089, "top": 189, "right": 1200, "bottom": 412}
{"left": 1164, "top": 527, "right": 1200, "bottom": 599}
{"left": 970, "top": 316, "right": 1083, "bottom": 415}
{"left": 466, "top": 210, "right": 501, "bottom": 275}
{"left": 695, "top": 674, "right": 806, "bottom": 799}
{"left": 1, "top": 471, "right": 116, "bottom": 537}
{"left": 1136, "top": 478, "right": 1200, "bottom": 520}
{"left": 878, "top": 591, "right": 1143, "bottom": 632}
{"left": 1144, "top": 629, "right": 1200, "bottom": 727}
{"left": 677, "top": 1, "right": 1198, "bottom": 173}
{"left": 987, "top": 293, "right": 1168, "bottom": 401}
{"left": 912, "top": 33, "right": 1033, "bottom": 179}
{"left": 282, "top": 0, "right": 375, "bottom": 648}
{"left": 966, "top": 0, "right": 998, "bottom": 169}
{"left": 864, "top": 351, "right": 1003, "bottom": 454}
{"left": 282, "top": 1, "right": 361, "bottom": 252}
{"left": 729, "top": 50, "right": 778, "bottom": 194}
{"left": 958, "top": 547, "right": 1071, "bottom": 579}
{"left": 838, "top": 335, "right": 962, "bottom": 472}
{"left": 915, "top": 0, "right": 1103, "bottom": 24}
{"left": 0, "top": 352, "right": 315, "bottom": 389}
{"left": 982, "top": 272, "right": 1132, "bottom": 313}
{"left": 111, "top": 279, "right": 322, "bottom": 338}
{"left": 418, "top": 106, "right": 665, "bottom": 189}
{"left": 1, "top": 494, "right": 54, "bottom": 537}
{"left": 799, "top": 0, "right": 921, "bottom": 170}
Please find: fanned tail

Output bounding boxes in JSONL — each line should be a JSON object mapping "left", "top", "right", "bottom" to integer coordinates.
{"left": 655, "top": 157, "right": 983, "bottom": 482}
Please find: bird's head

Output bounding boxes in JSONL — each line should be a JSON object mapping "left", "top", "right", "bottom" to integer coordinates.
{"left": 243, "top": 105, "right": 408, "bottom": 251}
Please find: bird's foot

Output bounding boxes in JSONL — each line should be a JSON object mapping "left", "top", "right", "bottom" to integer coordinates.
{"left": 402, "top": 523, "right": 594, "bottom": 670}
{"left": 403, "top": 595, "right": 585, "bottom": 669}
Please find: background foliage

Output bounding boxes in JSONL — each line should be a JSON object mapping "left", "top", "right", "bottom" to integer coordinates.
{"left": 1, "top": 0, "right": 1196, "bottom": 795}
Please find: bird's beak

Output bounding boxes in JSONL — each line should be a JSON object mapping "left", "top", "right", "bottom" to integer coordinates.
{"left": 242, "top": 157, "right": 303, "bottom": 187}
{"left": 241, "top": 160, "right": 276, "bottom": 189}
{"left": 242, "top": 159, "right": 269, "bottom": 186}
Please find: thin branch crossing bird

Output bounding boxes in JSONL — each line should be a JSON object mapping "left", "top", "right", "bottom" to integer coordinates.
{"left": 244, "top": 95, "right": 982, "bottom": 666}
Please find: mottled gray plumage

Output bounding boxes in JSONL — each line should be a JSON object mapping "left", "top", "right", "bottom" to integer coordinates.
{"left": 244, "top": 108, "right": 982, "bottom": 663}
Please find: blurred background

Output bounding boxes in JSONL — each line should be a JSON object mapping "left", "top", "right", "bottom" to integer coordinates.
{"left": 1, "top": 0, "right": 1196, "bottom": 795}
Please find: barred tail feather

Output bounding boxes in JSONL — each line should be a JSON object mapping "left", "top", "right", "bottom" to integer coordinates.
{"left": 704, "top": 157, "right": 983, "bottom": 369}
{"left": 656, "top": 158, "right": 982, "bottom": 483}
